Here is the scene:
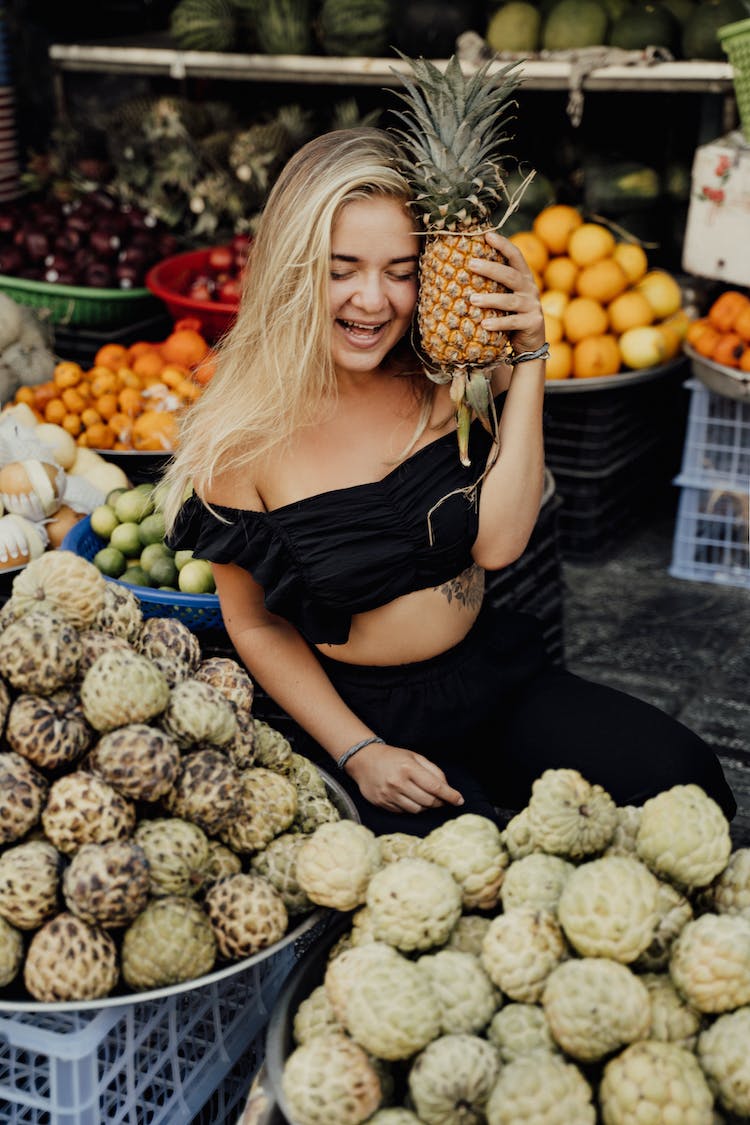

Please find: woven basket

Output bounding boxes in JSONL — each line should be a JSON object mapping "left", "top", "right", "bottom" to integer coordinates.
{"left": 719, "top": 18, "right": 750, "bottom": 143}
{"left": 0, "top": 273, "right": 158, "bottom": 329}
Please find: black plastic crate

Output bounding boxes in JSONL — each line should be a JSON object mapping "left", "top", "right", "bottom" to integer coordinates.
{"left": 53, "top": 311, "right": 174, "bottom": 366}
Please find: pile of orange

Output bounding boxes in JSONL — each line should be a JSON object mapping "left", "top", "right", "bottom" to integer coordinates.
{"left": 12, "top": 319, "right": 216, "bottom": 452}
{"left": 509, "top": 205, "right": 688, "bottom": 381}
{"left": 685, "top": 289, "right": 750, "bottom": 371}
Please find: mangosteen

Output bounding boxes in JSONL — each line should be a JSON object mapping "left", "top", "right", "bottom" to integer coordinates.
{"left": 84, "top": 262, "right": 115, "bottom": 288}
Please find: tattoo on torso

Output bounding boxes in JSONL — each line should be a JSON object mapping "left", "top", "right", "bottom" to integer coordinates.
{"left": 435, "top": 564, "right": 485, "bottom": 609}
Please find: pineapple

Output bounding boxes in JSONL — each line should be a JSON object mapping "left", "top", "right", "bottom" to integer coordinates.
{"left": 392, "top": 55, "right": 523, "bottom": 465}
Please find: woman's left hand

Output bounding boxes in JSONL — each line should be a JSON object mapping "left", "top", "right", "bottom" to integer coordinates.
{"left": 468, "top": 230, "right": 546, "bottom": 357}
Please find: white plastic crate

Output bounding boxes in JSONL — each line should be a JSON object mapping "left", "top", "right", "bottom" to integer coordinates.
{"left": 678, "top": 380, "right": 750, "bottom": 489}
{"left": 0, "top": 944, "right": 295, "bottom": 1125}
{"left": 670, "top": 480, "right": 750, "bottom": 589}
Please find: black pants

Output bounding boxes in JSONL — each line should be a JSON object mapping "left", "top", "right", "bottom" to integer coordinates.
{"left": 286, "top": 604, "right": 736, "bottom": 837}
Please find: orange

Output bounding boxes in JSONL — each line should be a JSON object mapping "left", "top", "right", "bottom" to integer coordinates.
{"left": 61, "top": 387, "right": 86, "bottom": 415}
{"left": 655, "top": 321, "right": 684, "bottom": 363}
{"left": 132, "top": 350, "right": 165, "bottom": 380}
{"left": 108, "top": 413, "right": 133, "bottom": 444}
{"left": 509, "top": 230, "right": 549, "bottom": 276}
{"left": 543, "top": 256, "right": 579, "bottom": 294}
{"left": 608, "top": 290, "right": 655, "bottom": 335}
{"left": 61, "top": 412, "right": 82, "bottom": 437}
{"left": 118, "top": 367, "right": 142, "bottom": 389}
{"left": 575, "top": 258, "right": 629, "bottom": 305}
{"left": 95, "top": 393, "right": 119, "bottom": 421}
{"left": 545, "top": 340, "right": 573, "bottom": 380}
{"left": 126, "top": 340, "right": 160, "bottom": 365}
{"left": 192, "top": 354, "right": 217, "bottom": 386}
{"left": 573, "top": 335, "right": 621, "bottom": 379}
{"left": 567, "top": 223, "right": 617, "bottom": 267}
{"left": 44, "top": 398, "right": 67, "bottom": 425}
{"left": 612, "top": 242, "right": 649, "bottom": 285}
{"left": 53, "top": 361, "right": 83, "bottom": 389}
{"left": 562, "top": 297, "right": 609, "bottom": 344}
{"left": 90, "top": 369, "right": 119, "bottom": 398}
{"left": 618, "top": 325, "right": 667, "bottom": 370}
{"left": 14, "top": 386, "right": 35, "bottom": 407}
{"left": 533, "top": 205, "right": 584, "bottom": 255}
{"left": 84, "top": 422, "right": 116, "bottom": 450}
{"left": 118, "top": 387, "right": 143, "bottom": 417}
{"left": 81, "top": 407, "right": 102, "bottom": 429}
{"left": 635, "top": 270, "right": 683, "bottom": 319}
{"left": 132, "top": 410, "right": 179, "bottom": 452}
{"left": 662, "top": 309, "right": 689, "bottom": 342}
{"left": 94, "top": 344, "right": 129, "bottom": 371}
{"left": 160, "top": 328, "right": 210, "bottom": 369}
{"left": 544, "top": 313, "right": 564, "bottom": 345}
{"left": 540, "top": 289, "right": 569, "bottom": 320}
{"left": 160, "top": 364, "right": 190, "bottom": 390}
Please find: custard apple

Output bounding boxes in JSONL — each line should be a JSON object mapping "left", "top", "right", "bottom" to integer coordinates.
{"left": 604, "top": 804, "right": 642, "bottom": 857}
{"left": 669, "top": 913, "right": 750, "bottom": 1012}
{"left": 697, "top": 1006, "right": 750, "bottom": 1116}
{"left": 288, "top": 751, "right": 327, "bottom": 798}
{"left": 541, "top": 958, "right": 651, "bottom": 1061}
{"left": 0, "top": 750, "right": 48, "bottom": 843}
{"left": 121, "top": 895, "right": 216, "bottom": 990}
{"left": 134, "top": 817, "right": 211, "bottom": 897}
{"left": 709, "top": 847, "right": 750, "bottom": 918}
{"left": 377, "top": 832, "right": 420, "bottom": 864}
{"left": 324, "top": 942, "right": 402, "bottom": 1023}
{"left": 24, "top": 912, "right": 119, "bottom": 1001}
{"left": 641, "top": 972, "right": 703, "bottom": 1050}
{"left": 599, "top": 1041, "right": 713, "bottom": 1125}
{"left": 205, "top": 839, "right": 242, "bottom": 882}
{"left": 90, "top": 579, "right": 142, "bottom": 641}
{"left": 349, "top": 904, "right": 376, "bottom": 946}
{"left": 281, "top": 1032, "right": 382, "bottom": 1125}
{"left": 63, "top": 839, "right": 149, "bottom": 927}
{"left": 0, "top": 838, "right": 61, "bottom": 929}
{"left": 557, "top": 855, "right": 660, "bottom": 963}
{"left": 500, "top": 853, "right": 574, "bottom": 914}
{"left": 366, "top": 858, "right": 462, "bottom": 952}
{"left": 526, "top": 768, "right": 617, "bottom": 858}
{"left": 194, "top": 655, "right": 254, "bottom": 716}
{"left": 636, "top": 784, "right": 732, "bottom": 888}
{"left": 220, "top": 767, "right": 298, "bottom": 853}
{"left": 6, "top": 687, "right": 92, "bottom": 770}
{"left": 481, "top": 906, "right": 566, "bottom": 1002}
{"left": 342, "top": 951, "right": 441, "bottom": 1060}
{"left": 634, "top": 879, "right": 693, "bottom": 972}
{"left": 487, "top": 1003, "right": 559, "bottom": 1062}
{"left": 292, "top": 789, "right": 341, "bottom": 834}
{"left": 12, "top": 549, "right": 105, "bottom": 628}
{"left": 137, "top": 616, "right": 201, "bottom": 686}
{"left": 163, "top": 748, "right": 241, "bottom": 835}
{"left": 42, "top": 771, "right": 135, "bottom": 855}
{"left": 77, "top": 628, "right": 133, "bottom": 677}
{"left": 297, "top": 821, "right": 381, "bottom": 910}
{"left": 293, "top": 983, "right": 342, "bottom": 1045}
{"left": 251, "top": 719, "right": 293, "bottom": 773}
{"left": 0, "top": 609, "right": 81, "bottom": 694}
{"left": 0, "top": 675, "right": 10, "bottom": 729}
{"left": 88, "top": 723, "right": 180, "bottom": 801}
{"left": 203, "top": 872, "right": 288, "bottom": 959}
{"left": 366, "top": 1113, "right": 422, "bottom": 1125}
{"left": 444, "top": 914, "right": 491, "bottom": 956}
{"left": 408, "top": 1033, "right": 500, "bottom": 1125}
{"left": 0, "top": 915, "right": 23, "bottom": 986}
{"left": 224, "top": 708, "right": 257, "bottom": 769}
{"left": 160, "top": 678, "right": 237, "bottom": 748}
{"left": 417, "top": 814, "right": 508, "bottom": 911}
{"left": 417, "top": 949, "right": 498, "bottom": 1034}
{"left": 501, "top": 807, "right": 539, "bottom": 860}
{"left": 485, "top": 1052, "right": 595, "bottom": 1125}
{"left": 250, "top": 832, "right": 313, "bottom": 914}
{"left": 80, "top": 649, "right": 169, "bottom": 731}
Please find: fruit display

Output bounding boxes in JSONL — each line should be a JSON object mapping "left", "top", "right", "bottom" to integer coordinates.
{"left": 276, "top": 768, "right": 750, "bottom": 1124}
{"left": 0, "top": 294, "right": 56, "bottom": 404}
{"left": 145, "top": 238, "right": 252, "bottom": 339}
{"left": 7, "top": 321, "right": 214, "bottom": 452}
{"left": 508, "top": 204, "right": 689, "bottom": 380}
{"left": 686, "top": 288, "right": 750, "bottom": 371}
{"left": 0, "top": 549, "right": 349, "bottom": 1002}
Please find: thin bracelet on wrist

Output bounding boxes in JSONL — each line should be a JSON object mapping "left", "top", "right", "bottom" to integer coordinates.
{"left": 508, "top": 342, "right": 550, "bottom": 366}
{"left": 337, "top": 736, "right": 385, "bottom": 771}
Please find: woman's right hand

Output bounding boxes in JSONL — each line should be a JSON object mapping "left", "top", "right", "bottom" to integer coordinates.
{"left": 345, "top": 743, "right": 464, "bottom": 814}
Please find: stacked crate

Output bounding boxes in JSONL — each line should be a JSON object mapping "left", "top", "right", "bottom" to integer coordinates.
{"left": 670, "top": 380, "right": 750, "bottom": 589}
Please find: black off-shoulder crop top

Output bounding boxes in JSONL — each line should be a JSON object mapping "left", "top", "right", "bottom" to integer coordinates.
{"left": 167, "top": 396, "right": 505, "bottom": 645}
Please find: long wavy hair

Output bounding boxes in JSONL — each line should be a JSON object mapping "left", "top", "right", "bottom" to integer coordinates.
{"left": 162, "top": 127, "right": 433, "bottom": 531}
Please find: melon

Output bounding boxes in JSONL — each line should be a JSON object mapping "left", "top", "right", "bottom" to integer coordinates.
{"left": 256, "top": 0, "right": 312, "bottom": 54}
{"left": 169, "top": 0, "right": 237, "bottom": 51}
{"left": 608, "top": 3, "right": 679, "bottom": 52}
{"left": 682, "top": 0, "right": 747, "bottom": 59}
{"left": 486, "top": 2, "right": 542, "bottom": 52}
{"left": 318, "top": 0, "right": 392, "bottom": 56}
{"left": 542, "top": 0, "right": 609, "bottom": 50}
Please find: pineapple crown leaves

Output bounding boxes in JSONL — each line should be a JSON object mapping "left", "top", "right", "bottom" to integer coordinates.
{"left": 390, "top": 53, "right": 524, "bottom": 230}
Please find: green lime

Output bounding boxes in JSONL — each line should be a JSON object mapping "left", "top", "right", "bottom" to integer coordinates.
{"left": 93, "top": 545, "right": 127, "bottom": 578}
{"left": 90, "top": 504, "right": 120, "bottom": 541}
{"left": 106, "top": 487, "right": 128, "bottom": 507}
{"left": 114, "top": 488, "right": 155, "bottom": 525}
{"left": 178, "top": 558, "right": 216, "bottom": 595}
{"left": 150, "top": 479, "right": 170, "bottom": 511}
{"left": 140, "top": 542, "right": 173, "bottom": 573}
{"left": 138, "top": 511, "right": 167, "bottom": 546}
{"left": 148, "top": 556, "right": 179, "bottom": 588}
{"left": 174, "top": 549, "right": 195, "bottom": 571}
{"left": 110, "top": 521, "right": 144, "bottom": 558}
{"left": 120, "top": 566, "right": 151, "bottom": 588}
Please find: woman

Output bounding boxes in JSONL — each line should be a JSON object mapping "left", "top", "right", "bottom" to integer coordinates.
{"left": 163, "top": 127, "right": 735, "bottom": 835}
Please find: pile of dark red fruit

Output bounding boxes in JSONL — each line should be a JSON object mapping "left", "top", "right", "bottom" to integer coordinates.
{"left": 0, "top": 192, "right": 179, "bottom": 289}
{"left": 184, "top": 236, "right": 253, "bottom": 305}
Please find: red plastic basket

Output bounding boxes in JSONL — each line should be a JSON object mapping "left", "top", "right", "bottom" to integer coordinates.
{"left": 146, "top": 248, "right": 239, "bottom": 340}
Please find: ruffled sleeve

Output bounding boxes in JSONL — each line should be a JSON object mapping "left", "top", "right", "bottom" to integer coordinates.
{"left": 166, "top": 494, "right": 352, "bottom": 644}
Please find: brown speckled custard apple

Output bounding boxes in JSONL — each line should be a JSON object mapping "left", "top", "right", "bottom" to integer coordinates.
{"left": 500, "top": 853, "right": 574, "bottom": 915}
{"left": 204, "top": 872, "right": 288, "bottom": 959}
{"left": 134, "top": 816, "right": 212, "bottom": 898}
{"left": 251, "top": 720, "right": 293, "bottom": 773}
{"left": 293, "top": 983, "right": 342, "bottom": 1045}
{"left": 160, "top": 678, "right": 237, "bottom": 749}
{"left": 163, "top": 749, "right": 240, "bottom": 836}
{"left": 250, "top": 832, "right": 313, "bottom": 915}
{"left": 195, "top": 655, "right": 255, "bottom": 717}
{"left": 205, "top": 839, "right": 242, "bottom": 882}
{"left": 408, "top": 1033, "right": 500, "bottom": 1125}
{"left": 697, "top": 1006, "right": 750, "bottom": 1116}
{"left": 292, "top": 790, "right": 341, "bottom": 835}
{"left": 12, "top": 550, "right": 105, "bottom": 628}
{"left": 137, "top": 616, "right": 201, "bottom": 687}
{"left": 526, "top": 768, "right": 617, "bottom": 858}
{"left": 417, "top": 949, "right": 498, "bottom": 1035}
{"left": 542, "top": 958, "right": 651, "bottom": 1062}
{"left": 367, "top": 858, "right": 462, "bottom": 952}
{"left": 0, "top": 838, "right": 61, "bottom": 929}
{"left": 297, "top": 821, "right": 381, "bottom": 910}
{"left": 486, "top": 1053, "right": 596, "bottom": 1125}
{"left": 223, "top": 708, "right": 256, "bottom": 770}
{"left": 557, "top": 855, "right": 660, "bottom": 963}
{"left": 0, "top": 675, "right": 11, "bottom": 731}
{"left": 599, "top": 1041, "right": 713, "bottom": 1125}
{"left": 0, "top": 750, "right": 48, "bottom": 843}
{"left": 481, "top": 906, "right": 566, "bottom": 1002}
{"left": 0, "top": 915, "right": 23, "bottom": 987}
{"left": 220, "top": 767, "right": 298, "bottom": 854}
{"left": 24, "top": 912, "right": 119, "bottom": 1001}
{"left": 90, "top": 580, "right": 142, "bottom": 641}
{"left": 487, "top": 1003, "right": 559, "bottom": 1062}
{"left": 121, "top": 895, "right": 216, "bottom": 991}
{"left": 288, "top": 751, "right": 327, "bottom": 798}
{"left": 7, "top": 687, "right": 92, "bottom": 771}
{"left": 636, "top": 784, "right": 732, "bottom": 888}
{"left": 42, "top": 771, "right": 135, "bottom": 855}
{"left": 418, "top": 814, "right": 508, "bottom": 911}
{"left": 342, "top": 952, "right": 441, "bottom": 1060}
{"left": 80, "top": 649, "right": 169, "bottom": 732}
{"left": 76, "top": 629, "right": 133, "bottom": 677}
{"left": 669, "top": 913, "right": 750, "bottom": 1012}
{"left": 88, "top": 723, "right": 180, "bottom": 802}
{"left": 281, "top": 1032, "right": 382, "bottom": 1125}
{"left": 0, "top": 610, "right": 81, "bottom": 694}
{"left": 63, "top": 839, "right": 150, "bottom": 927}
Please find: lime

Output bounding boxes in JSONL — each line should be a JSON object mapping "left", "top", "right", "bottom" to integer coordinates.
{"left": 90, "top": 504, "right": 120, "bottom": 541}
{"left": 140, "top": 542, "right": 173, "bottom": 573}
{"left": 148, "top": 556, "right": 179, "bottom": 588}
{"left": 93, "top": 546, "right": 127, "bottom": 578}
{"left": 106, "top": 487, "right": 127, "bottom": 507}
{"left": 178, "top": 558, "right": 216, "bottom": 595}
{"left": 114, "top": 488, "right": 155, "bottom": 524}
{"left": 110, "top": 521, "right": 144, "bottom": 558}
{"left": 174, "top": 549, "right": 195, "bottom": 571}
{"left": 138, "top": 511, "right": 167, "bottom": 546}
{"left": 120, "top": 566, "right": 151, "bottom": 588}
{"left": 150, "top": 480, "right": 170, "bottom": 510}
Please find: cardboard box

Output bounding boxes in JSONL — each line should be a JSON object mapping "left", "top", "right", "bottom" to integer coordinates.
{"left": 682, "top": 130, "right": 750, "bottom": 287}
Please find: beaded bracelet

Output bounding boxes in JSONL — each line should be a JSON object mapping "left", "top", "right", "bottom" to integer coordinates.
{"left": 508, "top": 342, "right": 550, "bottom": 366}
{"left": 337, "top": 736, "right": 385, "bottom": 771}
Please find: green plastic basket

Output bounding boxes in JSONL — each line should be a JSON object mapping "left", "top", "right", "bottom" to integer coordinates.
{"left": 719, "top": 17, "right": 750, "bottom": 143}
{"left": 0, "top": 273, "right": 159, "bottom": 329}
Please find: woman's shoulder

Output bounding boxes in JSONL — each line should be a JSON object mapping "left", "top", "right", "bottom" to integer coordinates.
{"left": 199, "top": 459, "right": 264, "bottom": 513}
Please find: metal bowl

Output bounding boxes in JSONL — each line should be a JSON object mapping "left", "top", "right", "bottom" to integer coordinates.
{"left": 684, "top": 343, "right": 750, "bottom": 401}
{"left": 545, "top": 354, "right": 686, "bottom": 394}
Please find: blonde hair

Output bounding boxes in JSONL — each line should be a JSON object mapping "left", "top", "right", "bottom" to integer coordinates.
{"left": 162, "top": 127, "right": 431, "bottom": 530}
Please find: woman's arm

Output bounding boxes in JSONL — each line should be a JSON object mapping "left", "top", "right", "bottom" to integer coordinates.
{"left": 468, "top": 232, "right": 548, "bottom": 570}
{"left": 213, "top": 560, "right": 464, "bottom": 815}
